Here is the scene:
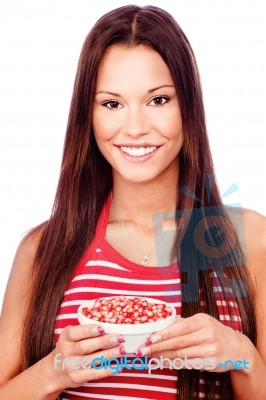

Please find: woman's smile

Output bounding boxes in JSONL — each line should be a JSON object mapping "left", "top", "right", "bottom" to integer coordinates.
{"left": 115, "top": 143, "right": 161, "bottom": 163}
{"left": 93, "top": 44, "right": 183, "bottom": 185}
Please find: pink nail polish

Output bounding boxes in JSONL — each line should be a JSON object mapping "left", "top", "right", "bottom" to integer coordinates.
{"left": 149, "top": 334, "right": 161, "bottom": 344}
{"left": 135, "top": 347, "right": 151, "bottom": 356}
{"left": 117, "top": 335, "right": 125, "bottom": 343}
{"left": 119, "top": 346, "right": 126, "bottom": 355}
{"left": 90, "top": 325, "right": 105, "bottom": 335}
{"left": 98, "top": 326, "right": 105, "bottom": 334}
{"left": 145, "top": 337, "right": 152, "bottom": 345}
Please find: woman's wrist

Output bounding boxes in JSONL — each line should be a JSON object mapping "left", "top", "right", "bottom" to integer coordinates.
{"left": 230, "top": 333, "right": 258, "bottom": 377}
{"left": 39, "top": 351, "right": 65, "bottom": 397}
{"left": 229, "top": 334, "right": 266, "bottom": 399}
{"left": 240, "top": 333, "right": 256, "bottom": 371}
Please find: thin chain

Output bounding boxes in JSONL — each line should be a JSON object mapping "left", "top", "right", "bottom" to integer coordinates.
{"left": 111, "top": 195, "right": 156, "bottom": 265}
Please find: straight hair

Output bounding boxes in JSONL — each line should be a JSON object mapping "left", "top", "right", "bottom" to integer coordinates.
{"left": 22, "top": 6, "right": 256, "bottom": 399}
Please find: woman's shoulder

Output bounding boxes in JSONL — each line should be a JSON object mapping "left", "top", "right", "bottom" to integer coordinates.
{"left": 242, "top": 207, "right": 266, "bottom": 278}
{"left": 226, "top": 205, "right": 266, "bottom": 251}
{"left": 0, "top": 223, "right": 47, "bottom": 384}
{"left": 2, "top": 222, "right": 47, "bottom": 310}
{"left": 18, "top": 222, "right": 47, "bottom": 259}
{"left": 3, "top": 223, "right": 47, "bottom": 301}
{"left": 225, "top": 205, "right": 266, "bottom": 280}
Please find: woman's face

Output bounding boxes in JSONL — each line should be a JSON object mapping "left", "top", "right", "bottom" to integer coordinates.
{"left": 93, "top": 44, "right": 183, "bottom": 186}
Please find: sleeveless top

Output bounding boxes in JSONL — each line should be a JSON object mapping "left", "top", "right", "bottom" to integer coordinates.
{"left": 54, "top": 195, "right": 242, "bottom": 400}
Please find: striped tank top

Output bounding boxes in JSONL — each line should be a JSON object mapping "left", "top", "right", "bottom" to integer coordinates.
{"left": 54, "top": 194, "right": 242, "bottom": 400}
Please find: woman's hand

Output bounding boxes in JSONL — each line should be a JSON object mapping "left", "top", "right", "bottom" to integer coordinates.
{"left": 46, "top": 323, "right": 126, "bottom": 391}
{"left": 135, "top": 313, "right": 255, "bottom": 373}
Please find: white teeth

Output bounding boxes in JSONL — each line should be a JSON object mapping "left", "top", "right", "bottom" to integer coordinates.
{"left": 120, "top": 146, "right": 157, "bottom": 157}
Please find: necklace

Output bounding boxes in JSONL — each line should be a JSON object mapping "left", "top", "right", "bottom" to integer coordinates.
{"left": 111, "top": 196, "right": 157, "bottom": 265}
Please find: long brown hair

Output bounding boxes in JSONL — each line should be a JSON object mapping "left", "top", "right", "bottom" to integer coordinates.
{"left": 22, "top": 5, "right": 256, "bottom": 399}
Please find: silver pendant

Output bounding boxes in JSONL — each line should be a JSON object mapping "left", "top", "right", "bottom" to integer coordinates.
{"left": 141, "top": 255, "right": 149, "bottom": 265}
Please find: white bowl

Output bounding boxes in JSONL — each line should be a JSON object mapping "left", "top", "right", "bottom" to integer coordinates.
{"left": 77, "top": 296, "right": 176, "bottom": 353}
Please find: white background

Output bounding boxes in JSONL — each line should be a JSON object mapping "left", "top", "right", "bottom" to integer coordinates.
{"left": 0, "top": 0, "right": 265, "bottom": 309}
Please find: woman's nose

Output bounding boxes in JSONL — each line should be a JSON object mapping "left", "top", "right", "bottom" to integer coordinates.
{"left": 124, "top": 105, "right": 149, "bottom": 138}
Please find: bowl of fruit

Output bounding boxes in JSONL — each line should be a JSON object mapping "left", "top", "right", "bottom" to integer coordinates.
{"left": 77, "top": 295, "right": 176, "bottom": 353}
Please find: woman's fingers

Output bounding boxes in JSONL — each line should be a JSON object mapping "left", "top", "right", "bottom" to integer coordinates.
{"left": 137, "top": 317, "right": 215, "bottom": 357}
{"left": 53, "top": 352, "right": 120, "bottom": 387}
{"left": 72, "top": 333, "right": 125, "bottom": 356}
{"left": 54, "top": 344, "right": 126, "bottom": 371}
{"left": 142, "top": 330, "right": 208, "bottom": 355}
{"left": 147, "top": 314, "right": 208, "bottom": 344}
{"left": 60, "top": 324, "right": 125, "bottom": 355}
{"left": 52, "top": 324, "right": 127, "bottom": 388}
{"left": 66, "top": 361, "right": 120, "bottom": 386}
{"left": 150, "top": 344, "right": 215, "bottom": 360}
{"left": 62, "top": 324, "right": 105, "bottom": 342}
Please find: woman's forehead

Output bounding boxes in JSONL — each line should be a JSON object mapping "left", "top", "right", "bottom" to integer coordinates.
{"left": 95, "top": 44, "right": 175, "bottom": 96}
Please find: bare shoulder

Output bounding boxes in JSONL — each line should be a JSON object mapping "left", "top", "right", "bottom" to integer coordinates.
{"left": 5, "top": 224, "right": 46, "bottom": 290}
{"left": 0, "top": 223, "right": 46, "bottom": 384}
{"left": 239, "top": 209, "right": 266, "bottom": 359}
{"left": 241, "top": 208, "right": 266, "bottom": 273}
{"left": 242, "top": 207, "right": 266, "bottom": 239}
{"left": 2, "top": 223, "right": 46, "bottom": 303}
{"left": 16, "top": 224, "right": 46, "bottom": 261}
{"left": 225, "top": 205, "right": 266, "bottom": 270}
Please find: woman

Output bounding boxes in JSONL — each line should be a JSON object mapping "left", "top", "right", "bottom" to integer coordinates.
{"left": 0, "top": 4, "right": 265, "bottom": 400}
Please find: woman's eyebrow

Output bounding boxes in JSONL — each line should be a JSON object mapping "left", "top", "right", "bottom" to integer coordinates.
{"left": 95, "top": 84, "right": 175, "bottom": 97}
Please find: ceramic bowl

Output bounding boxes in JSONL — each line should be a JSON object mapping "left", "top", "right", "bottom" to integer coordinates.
{"left": 77, "top": 296, "right": 176, "bottom": 353}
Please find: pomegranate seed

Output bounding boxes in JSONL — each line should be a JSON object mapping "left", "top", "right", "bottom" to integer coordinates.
{"left": 81, "top": 296, "right": 172, "bottom": 324}
{"left": 140, "top": 315, "right": 148, "bottom": 322}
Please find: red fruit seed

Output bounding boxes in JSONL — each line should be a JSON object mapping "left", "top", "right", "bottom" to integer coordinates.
{"left": 82, "top": 296, "right": 172, "bottom": 324}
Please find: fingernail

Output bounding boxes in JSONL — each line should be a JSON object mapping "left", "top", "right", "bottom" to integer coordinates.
{"left": 150, "top": 334, "right": 162, "bottom": 344}
{"left": 97, "top": 326, "right": 105, "bottom": 334}
{"left": 145, "top": 337, "right": 152, "bottom": 345}
{"left": 118, "top": 367, "right": 123, "bottom": 374}
{"left": 134, "top": 347, "right": 151, "bottom": 357}
{"left": 113, "top": 346, "right": 126, "bottom": 356}
{"left": 109, "top": 335, "right": 125, "bottom": 344}
{"left": 90, "top": 325, "right": 105, "bottom": 335}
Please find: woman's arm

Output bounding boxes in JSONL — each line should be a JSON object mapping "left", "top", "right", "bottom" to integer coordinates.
{"left": 135, "top": 208, "right": 266, "bottom": 399}
{"left": 230, "top": 345, "right": 266, "bottom": 400}
{"left": 0, "top": 231, "right": 125, "bottom": 399}
{"left": 230, "top": 209, "right": 266, "bottom": 399}
{"left": 0, "top": 356, "right": 62, "bottom": 400}
{"left": 0, "top": 230, "right": 61, "bottom": 399}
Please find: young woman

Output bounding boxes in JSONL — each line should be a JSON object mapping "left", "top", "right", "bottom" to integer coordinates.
{"left": 0, "top": 5, "right": 265, "bottom": 400}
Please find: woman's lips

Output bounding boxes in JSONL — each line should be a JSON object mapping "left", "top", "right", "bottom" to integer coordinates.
{"left": 115, "top": 145, "right": 160, "bottom": 163}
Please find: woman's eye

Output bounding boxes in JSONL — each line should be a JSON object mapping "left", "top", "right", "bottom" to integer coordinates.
{"left": 102, "top": 100, "right": 122, "bottom": 110}
{"left": 149, "top": 96, "right": 169, "bottom": 106}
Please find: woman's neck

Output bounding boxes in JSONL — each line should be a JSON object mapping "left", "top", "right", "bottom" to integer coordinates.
{"left": 111, "top": 171, "right": 178, "bottom": 227}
